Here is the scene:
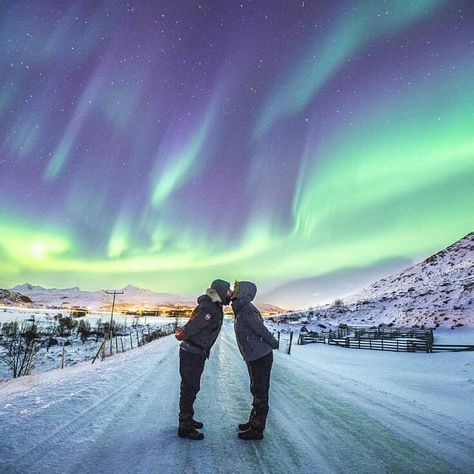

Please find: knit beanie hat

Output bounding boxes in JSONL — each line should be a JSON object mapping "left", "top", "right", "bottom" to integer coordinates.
{"left": 211, "top": 279, "right": 231, "bottom": 303}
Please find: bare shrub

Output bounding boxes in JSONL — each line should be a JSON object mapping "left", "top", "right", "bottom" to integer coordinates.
{"left": 0, "top": 321, "right": 38, "bottom": 378}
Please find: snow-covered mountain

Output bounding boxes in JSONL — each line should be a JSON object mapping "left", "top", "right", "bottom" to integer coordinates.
{"left": 113, "top": 284, "right": 195, "bottom": 305}
{"left": 286, "top": 231, "right": 474, "bottom": 328}
{"left": 4, "top": 283, "right": 195, "bottom": 310}
{"left": 2, "top": 283, "right": 284, "bottom": 314}
{"left": 8, "top": 284, "right": 105, "bottom": 309}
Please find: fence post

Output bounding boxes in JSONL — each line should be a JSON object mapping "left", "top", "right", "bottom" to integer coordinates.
{"left": 136, "top": 330, "right": 140, "bottom": 347}
{"left": 288, "top": 332, "right": 293, "bottom": 355}
{"left": 61, "top": 340, "right": 65, "bottom": 369}
{"left": 27, "top": 344, "right": 36, "bottom": 375}
{"left": 277, "top": 331, "right": 281, "bottom": 350}
{"left": 120, "top": 337, "right": 124, "bottom": 353}
{"left": 115, "top": 336, "right": 118, "bottom": 354}
{"left": 92, "top": 338, "right": 106, "bottom": 364}
{"left": 130, "top": 332, "right": 133, "bottom": 349}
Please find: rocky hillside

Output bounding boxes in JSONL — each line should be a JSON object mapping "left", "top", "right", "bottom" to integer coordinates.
{"left": 0, "top": 289, "right": 32, "bottom": 305}
{"left": 286, "top": 231, "right": 474, "bottom": 329}
{"left": 9, "top": 284, "right": 110, "bottom": 309}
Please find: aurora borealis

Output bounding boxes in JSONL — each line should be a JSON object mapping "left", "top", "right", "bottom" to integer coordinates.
{"left": 1, "top": 1, "right": 473, "bottom": 307}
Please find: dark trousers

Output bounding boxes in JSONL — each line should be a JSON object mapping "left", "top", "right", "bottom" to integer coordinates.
{"left": 179, "top": 348, "right": 206, "bottom": 420}
{"left": 246, "top": 351, "right": 273, "bottom": 431}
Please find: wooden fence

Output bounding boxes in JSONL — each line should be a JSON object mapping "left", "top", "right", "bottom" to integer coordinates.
{"left": 92, "top": 323, "right": 175, "bottom": 364}
{"left": 298, "top": 332, "right": 325, "bottom": 345}
{"left": 328, "top": 337, "right": 430, "bottom": 352}
{"left": 274, "top": 331, "right": 294, "bottom": 355}
{"left": 296, "top": 325, "right": 474, "bottom": 353}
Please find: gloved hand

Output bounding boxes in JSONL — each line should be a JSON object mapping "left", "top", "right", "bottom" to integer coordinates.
{"left": 175, "top": 329, "right": 184, "bottom": 341}
{"left": 271, "top": 338, "right": 279, "bottom": 350}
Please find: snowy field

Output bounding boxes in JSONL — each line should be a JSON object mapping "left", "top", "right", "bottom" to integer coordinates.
{"left": 0, "top": 309, "right": 183, "bottom": 380}
{"left": 0, "top": 307, "right": 182, "bottom": 326}
{"left": 0, "top": 322, "right": 473, "bottom": 473}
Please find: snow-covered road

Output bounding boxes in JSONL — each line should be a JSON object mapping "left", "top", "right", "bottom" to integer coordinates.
{"left": 1, "top": 323, "right": 473, "bottom": 473}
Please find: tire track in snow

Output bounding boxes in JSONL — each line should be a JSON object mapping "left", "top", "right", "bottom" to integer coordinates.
{"left": 271, "top": 361, "right": 457, "bottom": 473}
{"left": 216, "top": 326, "right": 469, "bottom": 473}
{"left": 275, "top": 352, "right": 474, "bottom": 472}
{"left": 2, "top": 324, "right": 472, "bottom": 473}
{"left": 68, "top": 342, "right": 183, "bottom": 473}
{"left": 206, "top": 332, "right": 272, "bottom": 473}
{"left": 2, "top": 337, "right": 177, "bottom": 473}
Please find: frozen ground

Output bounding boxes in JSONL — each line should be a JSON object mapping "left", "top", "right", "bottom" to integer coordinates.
{"left": 0, "top": 309, "right": 182, "bottom": 380}
{"left": 0, "top": 323, "right": 473, "bottom": 473}
{"left": 0, "top": 308, "right": 181, "bottom": 325}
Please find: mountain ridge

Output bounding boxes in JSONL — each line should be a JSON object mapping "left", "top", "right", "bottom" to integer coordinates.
{"left": 1, "top": 283, "right": 285, "bottom": 314}
{"left": 285, "top": 231, "right": 474, "bottom": 328}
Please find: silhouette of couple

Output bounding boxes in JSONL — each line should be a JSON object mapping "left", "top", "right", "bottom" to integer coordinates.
{"left": 175, "top": 279, "right": 279, "bottom": 440}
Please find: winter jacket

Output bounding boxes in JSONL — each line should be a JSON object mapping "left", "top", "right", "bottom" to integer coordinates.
{"left": 232, "top": 281, "right": 279, "bottom": 362}
{"left": 180, "top": 288, "right": 224, "bottom": 358}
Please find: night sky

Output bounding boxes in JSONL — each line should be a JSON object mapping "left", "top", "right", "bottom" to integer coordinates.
{"left": 1, "top": 1, "right": 473, "bottom": 307}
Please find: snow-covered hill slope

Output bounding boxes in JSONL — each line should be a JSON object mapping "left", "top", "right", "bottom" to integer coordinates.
{"left": 288, "top": 231, "right": 474, "bottom": 328}
{"left": 0, "top": 289, "right": 32, "bottom": 305}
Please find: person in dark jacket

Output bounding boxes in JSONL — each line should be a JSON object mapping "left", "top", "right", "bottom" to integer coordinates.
{"left": 175, "top": 279, "right": 231, "bottom": 440}
{"left": 232, "top": 281, "right": 279, "bottom": 440}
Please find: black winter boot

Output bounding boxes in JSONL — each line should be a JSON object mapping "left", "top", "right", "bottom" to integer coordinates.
{"left": 238, "top": 428, "right": 263, "bottom": 440}
{"left": 238, "top": 410, "right": 255, "bottom": 431}
{"left": 178, "top": 415, "right": 204, "bottom": 440}
{"left": 191, "top": 419, "right": 203, "bottom": 429}
{"left": 238, "top": 420, "right": 251, "bottom": 432}
{"left": 178, "top": 427, "right": 204, "bottom": 440}
{"left": 238, "top": 415, "right": 265, "bottom": 440}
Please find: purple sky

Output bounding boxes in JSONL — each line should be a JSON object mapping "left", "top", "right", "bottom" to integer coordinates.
{"left": 1, "top": 1, "right": 473, "bottom": 307}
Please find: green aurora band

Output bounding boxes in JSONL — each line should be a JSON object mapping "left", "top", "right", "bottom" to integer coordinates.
{"left": 0, "top": 0, "right": 472, "bottom": 303}
{"left": 256, "top": 0, "right": 450, "bottom": 136}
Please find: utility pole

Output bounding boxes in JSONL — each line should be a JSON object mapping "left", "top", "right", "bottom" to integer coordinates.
{"left": 106, "top": 290, "right": 124, "bottom": 355}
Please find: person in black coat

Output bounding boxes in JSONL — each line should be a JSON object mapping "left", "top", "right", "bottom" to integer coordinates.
{"left": 175, "top": 279, "right": 231, "bottom": 440}
{"left": 232, "top": 281, "right": 279, "bottom": 440}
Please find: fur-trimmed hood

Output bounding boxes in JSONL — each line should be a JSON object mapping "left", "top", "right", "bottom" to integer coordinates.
{"left": 205, "top": 287, "right": 222, "bottom": 303}
{"left": 196, "top": 288, "right": 222, "bottom": 305}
